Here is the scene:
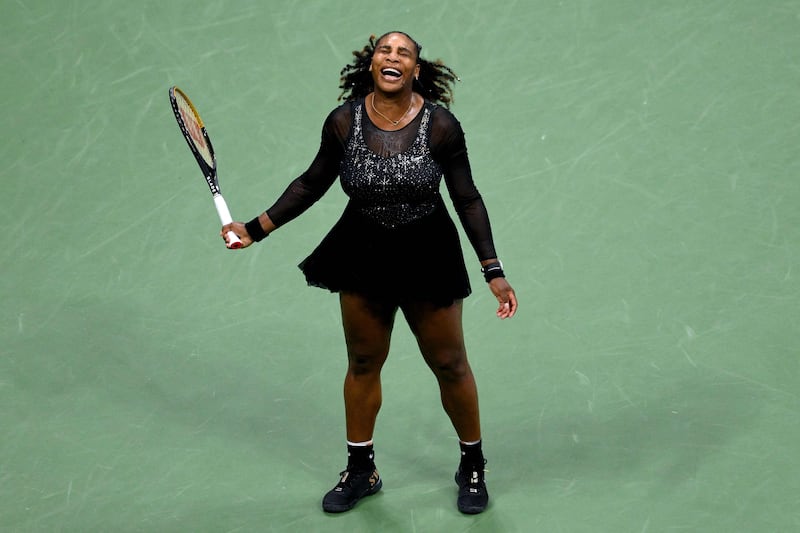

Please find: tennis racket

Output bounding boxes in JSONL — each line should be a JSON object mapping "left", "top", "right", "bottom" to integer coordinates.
{"left": 169, "top": 86, "right": 242, "bottom": 249}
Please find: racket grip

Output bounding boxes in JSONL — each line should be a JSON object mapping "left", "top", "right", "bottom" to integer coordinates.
{"left": 213, "top": 194, "right": 243, "bottom": 249}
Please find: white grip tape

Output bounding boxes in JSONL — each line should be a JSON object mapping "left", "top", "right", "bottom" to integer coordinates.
{"left": 213, "top": 194, "right": 234, "bottom": 224}
{"left": 213, "top": 194, "right": 242, "bottom": 248}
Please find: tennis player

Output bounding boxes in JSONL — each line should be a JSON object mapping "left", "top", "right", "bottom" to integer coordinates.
{"left": 223, "top": 31, "right": 517, "bottom": 514}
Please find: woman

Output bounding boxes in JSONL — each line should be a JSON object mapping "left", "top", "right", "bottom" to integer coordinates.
{"left": 222, "top": 31, "right": 517, "bottom": 514}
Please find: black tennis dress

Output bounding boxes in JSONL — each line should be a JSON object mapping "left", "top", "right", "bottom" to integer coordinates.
{"left": 264, "top": 97, "right": 499, "bottom": 307}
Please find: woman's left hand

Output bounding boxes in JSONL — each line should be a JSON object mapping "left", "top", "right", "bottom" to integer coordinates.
{"left": 488, "top": 278, "right": 517, "bottom": 319}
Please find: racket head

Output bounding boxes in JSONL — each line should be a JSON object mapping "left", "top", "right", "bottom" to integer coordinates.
{"left": 169, "top": 86, "right": 219, "bottom": 194}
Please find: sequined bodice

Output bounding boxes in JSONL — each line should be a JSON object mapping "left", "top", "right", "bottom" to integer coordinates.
{"left": 339, "top": 103, "right": 443, "bottom": 228}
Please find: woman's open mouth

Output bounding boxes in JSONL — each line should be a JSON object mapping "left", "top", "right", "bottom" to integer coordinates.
{"left": 380, "top": 67, "right": 402, "bottom": 80}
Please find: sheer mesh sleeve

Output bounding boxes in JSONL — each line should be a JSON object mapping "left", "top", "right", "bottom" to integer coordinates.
{"left": 264, "top": 104, "right": 352, "bottom": 226}
{"left": 430, "top": 107, "right": 498, "bottom": 261}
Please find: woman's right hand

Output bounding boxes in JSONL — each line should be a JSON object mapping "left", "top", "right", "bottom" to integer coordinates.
{"left": 221, "top": 222, "right": 254, "bottom": 248}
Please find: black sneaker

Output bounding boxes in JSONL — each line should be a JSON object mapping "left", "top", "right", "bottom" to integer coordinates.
{"left": 455, "top": 460, "right": 488, "bottom": 514}
{"left": 322, "top": 467, "right": 382, "bottom": 513}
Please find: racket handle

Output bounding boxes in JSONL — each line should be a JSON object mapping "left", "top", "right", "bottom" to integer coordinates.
{"left": 213, "top": 194, "right": 243, "bottom": 249}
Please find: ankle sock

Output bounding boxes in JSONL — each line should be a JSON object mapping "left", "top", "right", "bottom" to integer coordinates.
{"left": 459, "top": 440, "right": 484, "bottom": 468}
{"left": 346, "top": 442, "right": 375, "bottom": 471}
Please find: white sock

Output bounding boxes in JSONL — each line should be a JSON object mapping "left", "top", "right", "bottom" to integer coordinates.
{"left": 347, "top": 440, "right": 374, "bottom": 447}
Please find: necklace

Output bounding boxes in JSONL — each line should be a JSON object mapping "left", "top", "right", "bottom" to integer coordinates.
{"left": 370, "top": 93, "right": 414, "bottom": 126}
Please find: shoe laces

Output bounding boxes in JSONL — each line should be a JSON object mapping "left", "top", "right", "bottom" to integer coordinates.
{"left": 335, "top": 467, "right": 373, "bottom": 490}
{"left": 335, "top": 469, "right": 357, "bottom": 489}
{"left": 462, "top": 459, "right": 487, "bottom": 487}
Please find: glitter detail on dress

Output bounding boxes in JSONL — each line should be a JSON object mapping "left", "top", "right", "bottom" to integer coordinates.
{"left": 339, "top": 103, "right": 443, "bottom": 228}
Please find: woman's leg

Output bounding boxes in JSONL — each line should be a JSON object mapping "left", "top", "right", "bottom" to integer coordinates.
{"left": 339, "top": 291, "right": 398, "bottom": 442}
{"left": 323, "top": 292, "right": 396, "bottom": 513}
{"left": 401, "top": 298, "right": 489, "bottom": 513}
{"left": 400, "top": 299, "right": 481, "bottom": 442}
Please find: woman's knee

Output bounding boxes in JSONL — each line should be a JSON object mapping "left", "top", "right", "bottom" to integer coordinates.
{"left": 347, "top": 349, "right": 388, "bottom": 376}
{"left": 425, "top": 349, "right": 470, "bottom": 382}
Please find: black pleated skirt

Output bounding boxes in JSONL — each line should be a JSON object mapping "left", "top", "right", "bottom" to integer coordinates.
{"left": 299, "top": 196, "right": 471, "bottom": 307}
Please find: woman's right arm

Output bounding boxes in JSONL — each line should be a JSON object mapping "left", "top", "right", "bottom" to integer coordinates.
{"left": 222, "top": 105, "right": 350, "bottom": 246}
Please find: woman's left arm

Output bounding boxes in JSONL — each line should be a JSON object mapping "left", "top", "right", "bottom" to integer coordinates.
{"left": 434, "top": 109, "right": 517, "bottom": 318}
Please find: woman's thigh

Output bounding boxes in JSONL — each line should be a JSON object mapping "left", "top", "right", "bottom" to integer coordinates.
{"left": 400, "top": 300, "right": 468, "bottom": 372}
{"left": 339, "top": 292, "right": 398, "bottom": 369}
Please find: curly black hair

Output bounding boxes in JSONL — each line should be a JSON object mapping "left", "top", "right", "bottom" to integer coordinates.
{"left": 338, "top": 32, "right": 460, "bottom": 108}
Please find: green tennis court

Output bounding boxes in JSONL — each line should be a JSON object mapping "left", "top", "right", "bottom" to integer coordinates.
{"left": 2, "top": 1, "right": 798, "bottom": 531}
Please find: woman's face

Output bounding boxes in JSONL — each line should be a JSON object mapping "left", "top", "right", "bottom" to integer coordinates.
{"left": 370, "top": 33, "right": 420, "bottom": 94}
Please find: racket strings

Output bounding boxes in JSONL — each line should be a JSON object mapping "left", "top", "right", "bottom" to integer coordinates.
{"left": 175, "top": 94, "right": 214, "bottom": 166}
